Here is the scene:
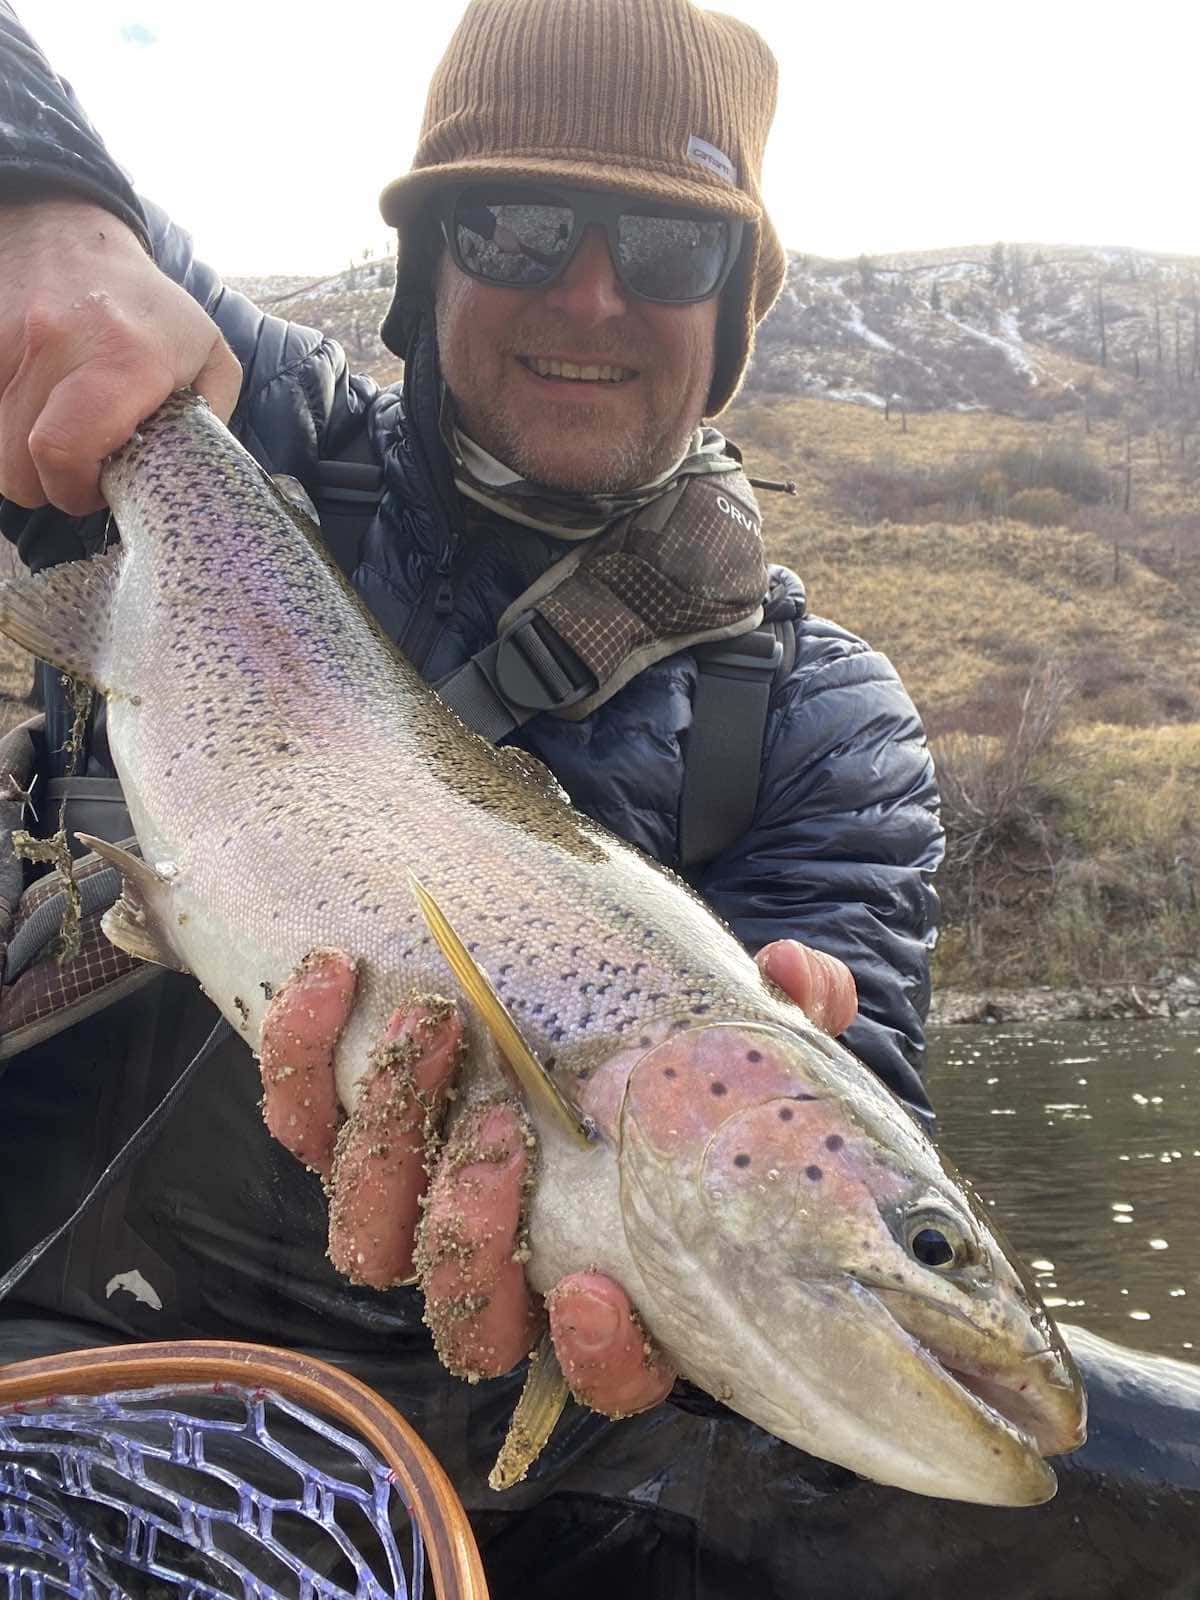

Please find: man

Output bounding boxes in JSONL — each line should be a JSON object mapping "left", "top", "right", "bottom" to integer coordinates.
{"left": 0, "top": 0, "right": 942, "bottom": 1590}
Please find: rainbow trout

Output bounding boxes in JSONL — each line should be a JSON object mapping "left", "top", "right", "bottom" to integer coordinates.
{"left": 0, "top": 392, "right": 1084, "bottom": 1504}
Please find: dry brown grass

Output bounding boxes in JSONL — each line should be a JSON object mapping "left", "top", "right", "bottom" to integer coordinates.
{"left": 728, "top": 396, "right": 1200, "bottom": 734}
{"left": 930, "top": 717, "right": 1200, "bottom": 989}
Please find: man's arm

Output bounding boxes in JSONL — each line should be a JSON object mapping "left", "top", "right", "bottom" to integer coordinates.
{"left": 0, "top": 11, "right": 369, "bottom": 553}
{"left": 0, "top": 6, "right": 258, "bottom": 518}
{"left": 0, "top": 2, "right": 147, "bottom": 242}
{"left": 695, "top": 614, "right": 943, "bottom": 1121}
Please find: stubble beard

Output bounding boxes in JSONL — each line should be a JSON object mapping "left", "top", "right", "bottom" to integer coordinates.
{"left": 466, "top": 386, "right": 696, "bottom": 495}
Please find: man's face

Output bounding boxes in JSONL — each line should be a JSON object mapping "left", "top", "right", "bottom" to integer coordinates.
{"left": 434, "top": 218, "right": 720, "bottom": 494}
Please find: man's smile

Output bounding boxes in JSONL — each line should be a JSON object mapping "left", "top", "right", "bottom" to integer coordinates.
{"left": 517, "top": 354, "right": 640, "bottom": 385}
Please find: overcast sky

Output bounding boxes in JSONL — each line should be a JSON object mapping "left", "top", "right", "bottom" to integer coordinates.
{"left": 14, "top": 0, "right": 1198, "bottom": 274}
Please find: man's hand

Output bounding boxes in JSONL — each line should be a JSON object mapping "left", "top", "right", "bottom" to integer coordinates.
{"left": 0, "top": 198, "right": 241, "bottom": 514}
{"left": 257, "top": 937, "right": 856, "bottom": 1419}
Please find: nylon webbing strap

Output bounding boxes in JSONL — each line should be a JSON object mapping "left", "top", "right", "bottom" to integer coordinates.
{"left": 315, "top": 437, "right": 384, "bottom": 579}
{"left": 0, "top": 1016, "right": 233, "bottom": 1306}
{"left": 679, "top": 626, "right": 783, "bottom": 871}
{"left": 436, "top": 613, "right": 593, "bottom": 742}
{"left": 436, "top": 647, "right": 522, "bottom": 743}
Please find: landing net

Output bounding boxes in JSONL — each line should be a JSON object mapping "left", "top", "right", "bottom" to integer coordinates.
{"left": 0, "top": 1380, "right": 424, "bottom": 1599}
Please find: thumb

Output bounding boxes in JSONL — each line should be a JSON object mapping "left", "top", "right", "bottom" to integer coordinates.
{"left": 191, "top": 334, "right": 242, "bottom": 424}
{"left": 756, "top": 939, "right": 858, "bottom": 1037}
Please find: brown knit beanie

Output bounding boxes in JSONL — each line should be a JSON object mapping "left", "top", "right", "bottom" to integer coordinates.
{"left": 378, "top": 0, "right": 785, "bottom": 416}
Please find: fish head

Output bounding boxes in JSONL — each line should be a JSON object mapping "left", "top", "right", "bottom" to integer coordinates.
{"left": 616, "top": 1019, "right": 1087, "bottom": 1506}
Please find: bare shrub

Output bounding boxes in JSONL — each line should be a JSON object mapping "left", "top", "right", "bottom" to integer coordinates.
{"left": 831, "top": 442, "right": 1112, "bottom": 526}
{"left": 994, "top": 444, "right": 1112, "bottom": 504}
{"left": 1062, "top": 646, "right": 1196, "bottom": 726}
{"left": 933, "top": 659, "right": 1074, "bottom": 953}
{"left": 1007, "top": 487, "right": 1073, "bottom": 526}
{"left": 835, "top": 462, "right": 935, "bottom": 524}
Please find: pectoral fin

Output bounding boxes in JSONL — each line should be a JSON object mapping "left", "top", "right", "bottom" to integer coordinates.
{"left": 0, "top": 550, "right": 121, "bottom": 691}
{"left": 489, "top": 1332, "right": 571, "bottom": 1491}
{"left": 409, "top": 874, "right": 593, "bottom": 1149}
{"left": 75, "top": 833, "right": 189, "bottom": 971}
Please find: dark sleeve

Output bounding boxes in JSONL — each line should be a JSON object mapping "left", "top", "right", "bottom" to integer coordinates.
{"left": 694, "top": 618, "right": 943, "bottom": 1120}
{"left": 0, "top": 3, "right": 148, "bottom": 245}
{"left": 0, "top": 4, "right": 376, "bottom": 572}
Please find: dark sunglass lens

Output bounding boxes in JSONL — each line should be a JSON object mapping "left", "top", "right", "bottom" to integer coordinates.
{"left": 454, "top": 199, "right": 575, "bottom": 286}
{"left": 616, "top": 215, "right": 730, "bottom": 300}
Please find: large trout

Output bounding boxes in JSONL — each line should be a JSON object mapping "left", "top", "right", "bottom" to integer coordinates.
{"left": 0, "top": 392, "right": 1084, "bottom": 1505}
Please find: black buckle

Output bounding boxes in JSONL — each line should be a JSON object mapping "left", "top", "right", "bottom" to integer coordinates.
{"left": 694, "top": 627, "right": 783, "bottom": 678}
{"left": 492, "top": 612, "right": 595, "bottom": 713}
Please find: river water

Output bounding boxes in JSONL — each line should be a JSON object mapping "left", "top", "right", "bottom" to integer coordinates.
{"left": 925, "top": 1017, "right": 1199, "bottom": 1359}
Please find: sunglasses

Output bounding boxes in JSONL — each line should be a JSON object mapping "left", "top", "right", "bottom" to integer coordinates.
{"left": 438, "top": 185, "right": 745, "bottom": 306}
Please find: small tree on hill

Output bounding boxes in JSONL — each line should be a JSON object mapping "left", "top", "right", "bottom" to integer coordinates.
{"left": 1008, "top": 245, "right": 1027, "bottom": 304}
{"left": 989, "top": 241, "right": 1007, "bottom": 294}
{"left": 930, "top": 280, "right": 942, "bottom": 313}
{"left": 857, "top": 254, "right": 876, "bottom": 293}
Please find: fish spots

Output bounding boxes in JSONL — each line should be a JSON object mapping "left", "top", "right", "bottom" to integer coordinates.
{"left": 746, "top": 1050, "right": 762, "bottom": 1063}
{"left": 805, "top": 1165, "right": 824, "bottom": 1182}
{"left": 734, "top": 1153, "right": 751, "bottom": 1169}
{"left": 662, "top": 1066, "right": 677, "bottom": 1079}
{"left": 825, "top": 1135, "right": 844, "bottom": 1152}
{"left": 778, "top": 1107, "right": 794, "bottom": 1122}
{"left": 710, "top": 1081, "right": 728, "bottom": 1096}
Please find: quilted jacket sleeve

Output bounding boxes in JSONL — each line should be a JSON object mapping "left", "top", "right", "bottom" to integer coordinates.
{"left": 0, "top": 4, "right": 373, "bottom": 570}
{"left": 0, "top": 2, "right": 147, "bottom": 242}
{"left": 694, "top": 612, "right": 943, "bottom": 1120}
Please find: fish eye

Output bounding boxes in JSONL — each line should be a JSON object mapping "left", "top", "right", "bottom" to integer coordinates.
{"left": 904, "top": 1212, "right": 974, "bottom": 1271}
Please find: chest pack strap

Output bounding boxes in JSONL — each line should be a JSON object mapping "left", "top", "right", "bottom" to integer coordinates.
{"left": 679, "top": 620, "right": 794, "bottom": 872}
{"left": 298, "top": 432, "right": 798, "bottom": 871}
{"left": 314, "top": 430, "right": 385, "bottom": 580}
{"left": 435, "top": 612, "right": 594, "bottom": 743}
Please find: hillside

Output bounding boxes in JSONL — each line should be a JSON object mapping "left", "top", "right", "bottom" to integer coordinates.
{"left": 745, "top": 242, "right": 1200, "bottom": 421}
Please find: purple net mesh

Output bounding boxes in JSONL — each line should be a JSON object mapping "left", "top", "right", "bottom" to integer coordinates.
{"left": 0, "top": 1381, "right": 426, "bottom": 1599}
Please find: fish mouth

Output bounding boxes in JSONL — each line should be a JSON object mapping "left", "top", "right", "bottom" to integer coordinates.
{"left": 870, "top": 1284, "right": 1087, "bottom": 1461}
{"left": 672, "top": 1272, "right": 1068, "bottom": 1505}
{"left": 937, "top": 1353, "right": 1086, "bottom": 1458}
